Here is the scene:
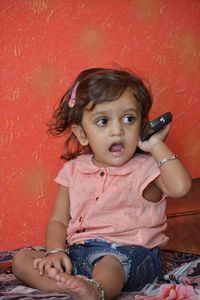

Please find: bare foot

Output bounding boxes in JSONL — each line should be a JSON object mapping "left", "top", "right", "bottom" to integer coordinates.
{"left": 48, "top": 268, "right": 99, "bottom": 300}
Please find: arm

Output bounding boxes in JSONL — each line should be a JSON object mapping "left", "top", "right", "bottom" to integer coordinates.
{"left": 45, "top": 184, "right": 70, "bottom": 250}
{"left": 138, "top": 124, "right": 192, "bottom": 198}
{"left": 33, "top": 184, "right": 72, "bottom": 275}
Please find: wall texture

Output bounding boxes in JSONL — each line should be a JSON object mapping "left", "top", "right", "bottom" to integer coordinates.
{"left": 0, "top": 0, "right": 200, "bottom": 250}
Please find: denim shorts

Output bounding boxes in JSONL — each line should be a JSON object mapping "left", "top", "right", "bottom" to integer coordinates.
{"left": 68, "top": 239, "right": 163, "bottom": 292}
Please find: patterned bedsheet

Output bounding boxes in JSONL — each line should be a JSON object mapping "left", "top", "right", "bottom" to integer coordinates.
{"left": 0, "top": 247, "right": 200, "bottom": 299}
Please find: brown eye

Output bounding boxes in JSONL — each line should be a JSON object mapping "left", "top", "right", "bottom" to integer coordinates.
{"left": 96, "top": 118, "right": 108, "bottom": 126}
{"left": 123, "top": 115, "right": 135, "bottom": 124}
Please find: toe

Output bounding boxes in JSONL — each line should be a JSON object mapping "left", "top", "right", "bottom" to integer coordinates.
{"left": 47, "top": 267, "right": 58, "bottom": 278}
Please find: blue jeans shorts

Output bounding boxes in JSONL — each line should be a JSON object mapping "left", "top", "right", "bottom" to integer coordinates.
{"left": 68, "top": 239, "right": 163, "bottom": 292}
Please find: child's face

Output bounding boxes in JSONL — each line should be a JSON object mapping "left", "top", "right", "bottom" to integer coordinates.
{"left": 73, "top": 88, "right": 142, "bottom": 167}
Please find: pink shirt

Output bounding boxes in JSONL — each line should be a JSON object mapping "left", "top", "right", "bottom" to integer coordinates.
{"left": 55, "top": 154, "right": 169, "bottom": 248}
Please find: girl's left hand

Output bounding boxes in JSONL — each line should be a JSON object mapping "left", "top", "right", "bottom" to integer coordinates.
{"left": 138, "top": 124, "right": 171, "bottom": 153}
{"left": 33, "top": 252, "right": 72, "bottom": 276}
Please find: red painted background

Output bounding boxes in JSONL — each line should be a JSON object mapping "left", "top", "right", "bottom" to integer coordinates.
{"left": 0, "top": 0, "right": 200, "bottom": 251}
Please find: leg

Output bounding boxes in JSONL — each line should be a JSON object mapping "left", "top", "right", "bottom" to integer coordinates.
{"left": 93, "top": 255, "right": 125, "bottom": 299}
{"left": 12, "top": 248, "right": 64, "bottom": 292}
{"left": 48, "top": 254, "right": 125, "bottom": 300}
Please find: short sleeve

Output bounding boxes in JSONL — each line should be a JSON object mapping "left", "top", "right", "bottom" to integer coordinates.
{"left": 55, "top": 162, "right": 70, "bottom": 187}
{"left": 137, "top": 155, "right": 161, "bottom": 194}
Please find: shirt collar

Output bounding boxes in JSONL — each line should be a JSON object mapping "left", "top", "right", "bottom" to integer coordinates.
{"left": 75, "top": 154, "right": 138, "bottom": 176}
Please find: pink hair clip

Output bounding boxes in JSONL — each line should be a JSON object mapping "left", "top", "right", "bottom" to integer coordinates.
{"left": 68, "top": 82, "right": 79, "bottom": 108}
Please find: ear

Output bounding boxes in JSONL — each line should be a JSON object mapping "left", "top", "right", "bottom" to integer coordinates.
{"left": 72, "top": 125, "right": 89, "bottom": 146}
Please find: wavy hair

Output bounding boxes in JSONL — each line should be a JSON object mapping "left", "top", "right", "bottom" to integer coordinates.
{"left": 47, "top": 68, "right": 153, "bottom": 160}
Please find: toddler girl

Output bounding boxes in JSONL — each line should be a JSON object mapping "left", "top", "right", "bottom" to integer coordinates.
{"left": 12, "top": 68, "right": 191, "bottom": 300}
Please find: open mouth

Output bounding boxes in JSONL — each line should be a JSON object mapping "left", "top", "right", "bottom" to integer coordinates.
{"left": 109, "top": 143, "right": 124, "bottom": 153}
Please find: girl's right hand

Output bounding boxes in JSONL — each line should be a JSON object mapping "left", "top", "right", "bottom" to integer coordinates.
{"left": 32, "top": 252, "right": 72, "bottom": 276}
{"left": 138, "top": 124, "right": 171, "bottom": 153}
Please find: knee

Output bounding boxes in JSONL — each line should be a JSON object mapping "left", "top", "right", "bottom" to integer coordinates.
{"left": 94, "top": 255, "right": 124, "bottom": 275}
{"left": 99, "top": 255, "right": 122, "bottom": 267}
{"left": 93, "top": 255, "right": 125, "bottom": 290}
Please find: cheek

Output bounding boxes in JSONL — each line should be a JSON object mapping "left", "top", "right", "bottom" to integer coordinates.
{"left": 128, "top": 125, "right": 140, "bottom": 137}
{"left": 126, "top": 129, "right": 140, "bottom": 147}
{"left": 88, "top": 134, "right": 106, "bottom": 153}
{"left": 90, "top": 136, "right": 104, "bottom": 148}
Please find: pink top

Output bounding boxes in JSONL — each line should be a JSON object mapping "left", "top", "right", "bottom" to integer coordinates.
{"left": 55, "top": 154, "right": 169, "bottom": 248}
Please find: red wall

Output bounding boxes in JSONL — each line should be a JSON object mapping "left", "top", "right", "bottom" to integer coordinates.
{"left": 0, "top": 0, "right": 200, "bottom": 251}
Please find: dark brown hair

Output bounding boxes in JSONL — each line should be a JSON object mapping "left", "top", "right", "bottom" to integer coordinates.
{"left": 48, "top": 67, "right": 153, "bottom": 160}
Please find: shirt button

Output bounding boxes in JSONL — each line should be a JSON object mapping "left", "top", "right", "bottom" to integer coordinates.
{"left": 100, "top": 171, "right": 105, "bottom": 176}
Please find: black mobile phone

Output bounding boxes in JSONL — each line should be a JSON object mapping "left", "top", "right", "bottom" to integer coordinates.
{"left": 141, "top": 112, "right": 173, "bottom": 141}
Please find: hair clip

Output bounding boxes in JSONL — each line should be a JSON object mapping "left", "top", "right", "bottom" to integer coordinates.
{"left": 68, "top": 82, "right": 79, "bottom": 108}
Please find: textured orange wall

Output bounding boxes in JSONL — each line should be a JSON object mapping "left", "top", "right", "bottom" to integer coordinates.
{"left": 0, "top": 0, "right": 200, "bottom": 251}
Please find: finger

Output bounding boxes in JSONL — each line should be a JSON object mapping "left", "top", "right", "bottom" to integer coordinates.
{"left": 44, "top": 260, "right": 54, "bottom": 274}
{"left": 53, "top": 259, "right": 65, "bottom": 273}
{"left": 47, "top": 266, "right": 59, "bottom": 279}
{"left": 157, "top": 124, "right": 171, "bottom": 140}
{"left": 62, "top": 256, "right": 73, "bottom": 274}
{"left": 164, "top": 123, "right": 171, "bottom": 135}
{"left": 37, "top": 260, "right": 46, "bottom": 276}
{"left": 32, "top": 258, "right": 42, "bottom": 270}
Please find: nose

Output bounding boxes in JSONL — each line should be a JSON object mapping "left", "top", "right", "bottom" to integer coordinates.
{"left": 109, "top": 120, "right": 124, "bottom": 136}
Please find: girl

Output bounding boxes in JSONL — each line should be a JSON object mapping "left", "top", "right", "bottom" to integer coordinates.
{"left": 12, "top": 68, "right": 191, "bottom": 300}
